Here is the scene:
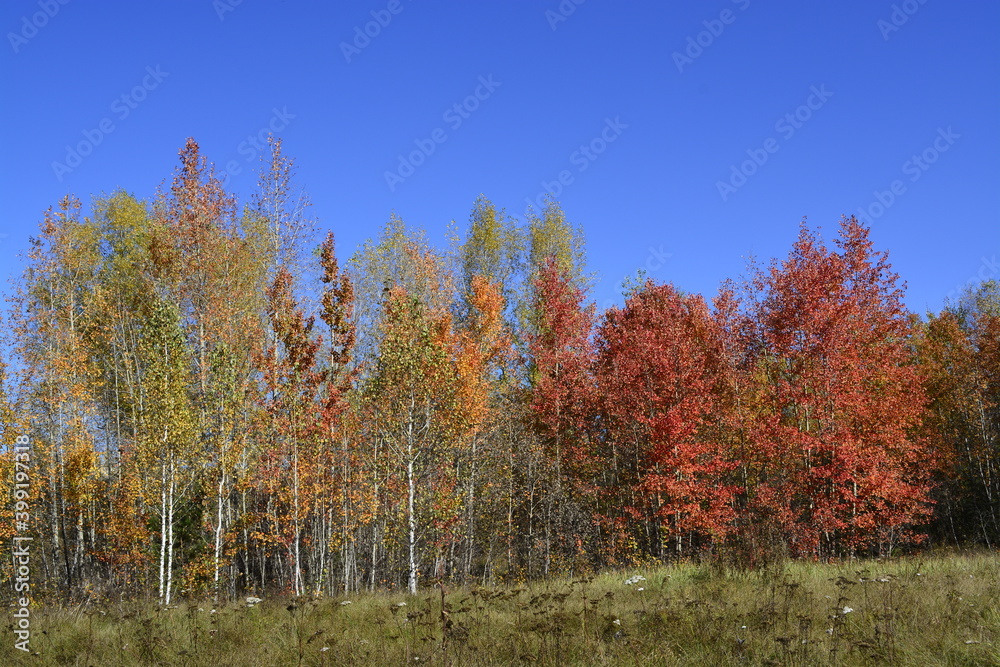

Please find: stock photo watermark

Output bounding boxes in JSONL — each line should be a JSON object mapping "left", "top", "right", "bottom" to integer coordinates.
{"left": 384, "top": 75, "right": 502, "bottom": 192}
{"left": 546, "top": 0, "right": 586, "bottom": 31}
{"left": 7, "top": 0, "right": 70, "bottom": 54}
{"left": 50, "top": 65, "right": 169, "bottom": 182}
{"left": 945, "top": 255, "right": 999, "bottom": 304}
{"left": 12, "top": 434, "right": 33, "bottom": 653}
{"left": 601, "top": 245, "right": 673, "bottom": 311}
{"left": 877, "top": 0, "right": 929, "bottom": 40}
{"left": 716, "top": 84, "right": 833, "bottom": 202}
{"left": 213, "top": 0, "right": 242, "bottom": 21}
{"left": 672, "top": 0, "right": 751, "bottom": 74}
{"left": 218, "top": 107, "right": 297, "bottom": 187}
{"left": 521, "top": 116, "right": 628, "bottom": 217}
{"left": 854, "top": 126, "right": 958, "bottom": 224}
{"left": 340, "top": 0, "right": 410, "bottom": 64}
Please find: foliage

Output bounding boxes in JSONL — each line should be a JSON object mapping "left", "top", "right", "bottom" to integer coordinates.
{"left": 1, "top": 140, "right": 995, "bottom": 616}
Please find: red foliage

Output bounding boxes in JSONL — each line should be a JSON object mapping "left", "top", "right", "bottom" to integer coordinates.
{"left": 744, "top": 217, "right": 934, "bottom": 557}
{"left": 528, "top": 257, "right": 596, "bottom": 479}
{"left": 595, "top": 281, "right": 738, "bottom": 557}
{"left": 319, "top": 231, "right": 357, "bottom": 421}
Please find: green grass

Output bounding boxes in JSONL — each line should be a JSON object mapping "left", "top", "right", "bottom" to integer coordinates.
{"left": 6, "top": 551, "right": 999, "bottom": 665}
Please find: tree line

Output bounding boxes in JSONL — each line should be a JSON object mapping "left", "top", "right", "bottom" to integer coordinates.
{"left": 1, "top": 138, "right": 997, "bottom": 603}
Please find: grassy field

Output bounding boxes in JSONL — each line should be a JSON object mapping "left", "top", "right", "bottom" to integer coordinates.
{"left": 6, "top": 551, "right": 998, "bottom": 666}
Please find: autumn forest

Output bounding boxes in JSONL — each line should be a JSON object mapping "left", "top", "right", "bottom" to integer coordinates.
{"left": 2, "top": 138, "right": 998, "bottom": 606}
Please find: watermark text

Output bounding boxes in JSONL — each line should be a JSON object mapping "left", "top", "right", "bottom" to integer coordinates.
{"left": 854, "top": 126, "right": 958, "bottom": 223}
{"left": 51, "top": 65, "right": 169, "bottom": 182}
{"left": 8, "top": 0, "right": 70, "bottom": 54}
{"left": 384, "top": 75, "right": 502, "bottom": 192}
{"left": 717, "top": 84, "right": 833, "bottom": 202}
{"left": 673, "top": 0, "right": 751, "bottom": 73}
{"left": 12, "top": 434, "right": 32, "bottom": 653}
{"left": 522, "top": 116, "right": 628, "bottom": 217}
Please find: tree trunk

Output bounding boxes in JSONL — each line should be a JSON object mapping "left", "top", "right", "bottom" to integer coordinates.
{"left": 408, "top": 450, "right": 417, "bottom": 595}
{"left": 165, "top": 458, "right": 176, "bottom": 605}
{"left": 158, "top": 457, "right": 168, "bottom": 603}
{"left": 213, "top": 471, "right": 225, "bottom": 602}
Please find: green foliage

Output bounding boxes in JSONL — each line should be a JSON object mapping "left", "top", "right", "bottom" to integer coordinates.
{"left": 349, "top": 214, "right": 455, "bottom": 372}
{"left": 520, "top": 198, "right": 592, "bottom": 360}
{"left": 136, "top": 298, "right": 197, "bottom": 455}
{"left": 948, "top": 279, "right": 1000, "bottom": 329}
{"left": 526, "top": 197, "right": 588, "bottom": 288}
{"left": 458, "top": 195, "right": 524, "bottom": 320}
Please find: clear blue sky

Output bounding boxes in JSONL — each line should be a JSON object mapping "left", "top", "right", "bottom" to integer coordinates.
{"left": 2, "top": 0, "right": 997, "bottom": 315}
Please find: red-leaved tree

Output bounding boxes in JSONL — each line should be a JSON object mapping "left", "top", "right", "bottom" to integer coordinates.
{"left": 745, "top": 217, "right": 933, "bottom": 557}
{"left": 595, "top": 281, "right": 738, "bottom": 561}
{"left": 527, "top": 256, "right": 596, "bottom": 572}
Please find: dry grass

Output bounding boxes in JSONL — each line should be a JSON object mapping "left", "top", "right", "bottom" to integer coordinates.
{"left": 6, "top": 550, "right": 998, "bottom": 665}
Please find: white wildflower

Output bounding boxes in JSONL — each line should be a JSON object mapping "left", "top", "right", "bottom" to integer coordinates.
{"left": 396, "top": 602, "right": 407, "bottom": 607}
{"left": 636, "top": 587, "right": 645, "bottom": 591}
{"left": 340, "top": 600, "right": 353, "bottom": 606}
{"left": 842, "top": 606, "right": 854, "bottom": 614}
{"left": 612, "top": 618, "right": 621, "bottom": 626}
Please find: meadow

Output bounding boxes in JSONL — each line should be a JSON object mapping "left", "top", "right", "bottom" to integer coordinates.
{"left": 8, "top": 550, "right": 998, "bottom": 666}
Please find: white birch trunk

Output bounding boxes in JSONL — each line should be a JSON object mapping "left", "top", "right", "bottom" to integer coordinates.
{"left": 165, "top": 459, "right": 175, "bottom": 605}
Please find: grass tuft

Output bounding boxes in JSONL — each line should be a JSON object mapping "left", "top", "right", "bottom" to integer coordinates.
{"left": 5, "top": 550, "right": 998, "bottom": 665}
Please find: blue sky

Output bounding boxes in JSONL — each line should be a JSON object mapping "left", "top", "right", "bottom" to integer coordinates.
{"left": 2, "top": 0, "right": 997, "bottom": 315}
